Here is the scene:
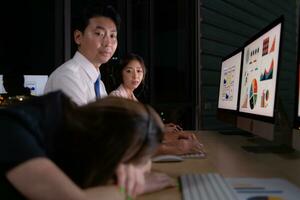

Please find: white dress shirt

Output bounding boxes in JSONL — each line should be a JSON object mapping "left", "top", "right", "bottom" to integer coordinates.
{"left": 44, "top": 51, "right": 107, "bottom": 105}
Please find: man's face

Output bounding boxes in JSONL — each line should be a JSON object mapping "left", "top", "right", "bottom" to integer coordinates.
{"left": 74, "top": 16, "right": 118, "bottom": 68}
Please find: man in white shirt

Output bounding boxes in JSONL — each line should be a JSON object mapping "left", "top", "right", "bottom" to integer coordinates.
{"left": 45, "top": 5, "right": 120, "bottom": 105}
{"left": 44, "top": 4, "right": 159, "bottom": 198}
{"left": 44, "top": 4, "right": 176, "bottom": 198}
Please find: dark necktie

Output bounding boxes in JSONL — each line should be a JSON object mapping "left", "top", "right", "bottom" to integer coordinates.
{"left": 94, "top": 75, "right": 101, "bottom": 99}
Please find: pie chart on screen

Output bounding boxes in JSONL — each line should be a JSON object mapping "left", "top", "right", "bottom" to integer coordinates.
{"left": 249, "top": 79, "right": 258, "bottom": 109}
{"left": 247, "top": 196, "right": 283, "bottom": 200}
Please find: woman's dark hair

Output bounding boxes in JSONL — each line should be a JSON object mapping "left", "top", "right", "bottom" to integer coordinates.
{"left": 60, "top": 97, "right": 163, "bottom": 188}
{"left": 115, "top": 53, "right": 147, "bottom": 86}
{"left": 74, "top": 2, "right": 121, "bottom": 33}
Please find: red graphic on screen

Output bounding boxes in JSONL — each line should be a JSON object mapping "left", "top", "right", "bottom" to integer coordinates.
{"left": 260, "top": 59, "right": 274, "bottom": 81}
{"left": 249, "top": 79, "right": 258, "bottom": 109}
{"left": 270, "top": 36, "right": 276, "bottom": 53}
{"left": 262, "top": 37, "right": 269, "bottom": 56}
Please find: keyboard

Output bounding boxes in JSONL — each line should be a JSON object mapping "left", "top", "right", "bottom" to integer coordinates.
{"left": 180, "top": 173, "right": 239, "bottom": 200}
{"left": 181, "top": 152, "right": 206, "bottom": 159}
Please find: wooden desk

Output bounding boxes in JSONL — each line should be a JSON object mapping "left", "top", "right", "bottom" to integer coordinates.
{"left": 139, "top": 131, "right": 300, "bottom": 200}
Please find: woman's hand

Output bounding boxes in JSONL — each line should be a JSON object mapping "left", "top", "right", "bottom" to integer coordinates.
{"left": 159, "top": 136, "right": 204, "bottom": 155}
{"left": 164, "top": 123, "right": 183, "bottom": 133}
{"left": 115, "top": 161, "right": 152, "bottom": 198}
{"left": 161, "top": 131, "right": 204, "bottom": 155}
{"left": 138, "top": 172, "right": 176, "bottom": 195}
{"left": 177, "top": 132, "right": 204, "bottom": 151}
{"left": 173, "top": 139, "right": 203, "bottom": 155}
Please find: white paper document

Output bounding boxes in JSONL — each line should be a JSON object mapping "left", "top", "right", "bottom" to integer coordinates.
{"left": 226, "top": 177, "right": 300, "bottom": 200}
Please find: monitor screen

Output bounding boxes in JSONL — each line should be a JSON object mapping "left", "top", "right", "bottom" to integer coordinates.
{"left": 238, "top": 17, "right": 283, "bottom": 120}
{"left": 293, "top": 18, "right": 300, "bottom": 151}
{"left": 298, "top": 64, "right": 300, "bottom": 119}
{"left": 293, "top": 61, "right": 300, "bottom": 150}
{"left": 0, "top": 75, "right": 48, "bottom": 96}
{"left": 218, "top": 50, "right": 243, "bottom": 111}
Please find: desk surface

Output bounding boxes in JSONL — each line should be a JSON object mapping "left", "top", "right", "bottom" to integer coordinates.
{"left": 139, "top": 130, "right": 300, "bottom": 200}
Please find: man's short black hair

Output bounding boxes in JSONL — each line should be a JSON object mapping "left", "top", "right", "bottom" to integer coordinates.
{"left": 74, "top": 3, "right": 121, "bottom": 32}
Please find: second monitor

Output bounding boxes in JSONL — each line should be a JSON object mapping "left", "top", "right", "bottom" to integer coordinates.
{"left": 237, "top": 16, "right": 287, "bottom": 150}
{"left": 0, "top": 75, "right": 48, "bottom": 96}
{"left": 217, "top": 48, "right": 243, "bottom": 126}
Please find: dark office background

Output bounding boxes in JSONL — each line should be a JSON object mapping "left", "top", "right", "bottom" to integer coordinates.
{"left": 0, "top": 0, "right": 298, "bottom": 130}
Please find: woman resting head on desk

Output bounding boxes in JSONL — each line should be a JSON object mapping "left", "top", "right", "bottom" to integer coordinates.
{"left": 109, "top": 53, "right": 204, "bottom": 156}
{"left": 0, "top": 91, "right": 175, "bottom": 200}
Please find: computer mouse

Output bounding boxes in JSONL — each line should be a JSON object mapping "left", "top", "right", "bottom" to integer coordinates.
{"left": 151, "top": 154, "right": 184, "bottom": 162}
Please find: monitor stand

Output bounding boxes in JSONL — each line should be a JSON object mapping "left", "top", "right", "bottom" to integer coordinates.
{"left": 218, "top": 129, "right": 253, "bottom": 137}
{"left": 241, "top": 137, "right": 295, "bottom": 154}
{"left": 242, "top": 144, "right": 294, "bottom": 153}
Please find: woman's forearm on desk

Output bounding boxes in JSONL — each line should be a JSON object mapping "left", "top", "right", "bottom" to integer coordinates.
{"left": 6, "top": 157, "right": 125, "bottom": 200}
{"left": 85, "top": 185, "right": 125, "bottom": 200}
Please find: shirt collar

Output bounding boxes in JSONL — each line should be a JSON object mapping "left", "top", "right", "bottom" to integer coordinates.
{"left": 73, "top": 51, "right": 100, "bottom": 82}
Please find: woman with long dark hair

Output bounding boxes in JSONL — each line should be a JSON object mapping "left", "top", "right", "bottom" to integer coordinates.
{"left": 0, "top": 91, "right": 174, "bottom": 199}
{"left": 109, "top": 53, "right": 204, "bottom": 156}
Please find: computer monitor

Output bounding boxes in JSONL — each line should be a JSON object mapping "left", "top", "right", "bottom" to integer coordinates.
{"left": 237, "top": 16, "right": 285, "bottom": 149}
{"left": 293, "top": 62, "right": 300, "bottom": 151}
{"left": 0, "top": 75, "right": 48, "bottom": 96}
{"left": 293, "top": 25, "right": 300, "bottom": 151}
{"left": 217, "top": 48, "right": 243, "bottom": 126}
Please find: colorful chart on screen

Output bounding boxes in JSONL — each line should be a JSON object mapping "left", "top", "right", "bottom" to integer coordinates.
{"left": 249, "top": 79, "right": 258, "bottom": 109}
{"left": 239, "top": 21, "right": 282, "bottom": 118}
{"left": 218, "top": 51, "right": 242, "bottom": 111}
